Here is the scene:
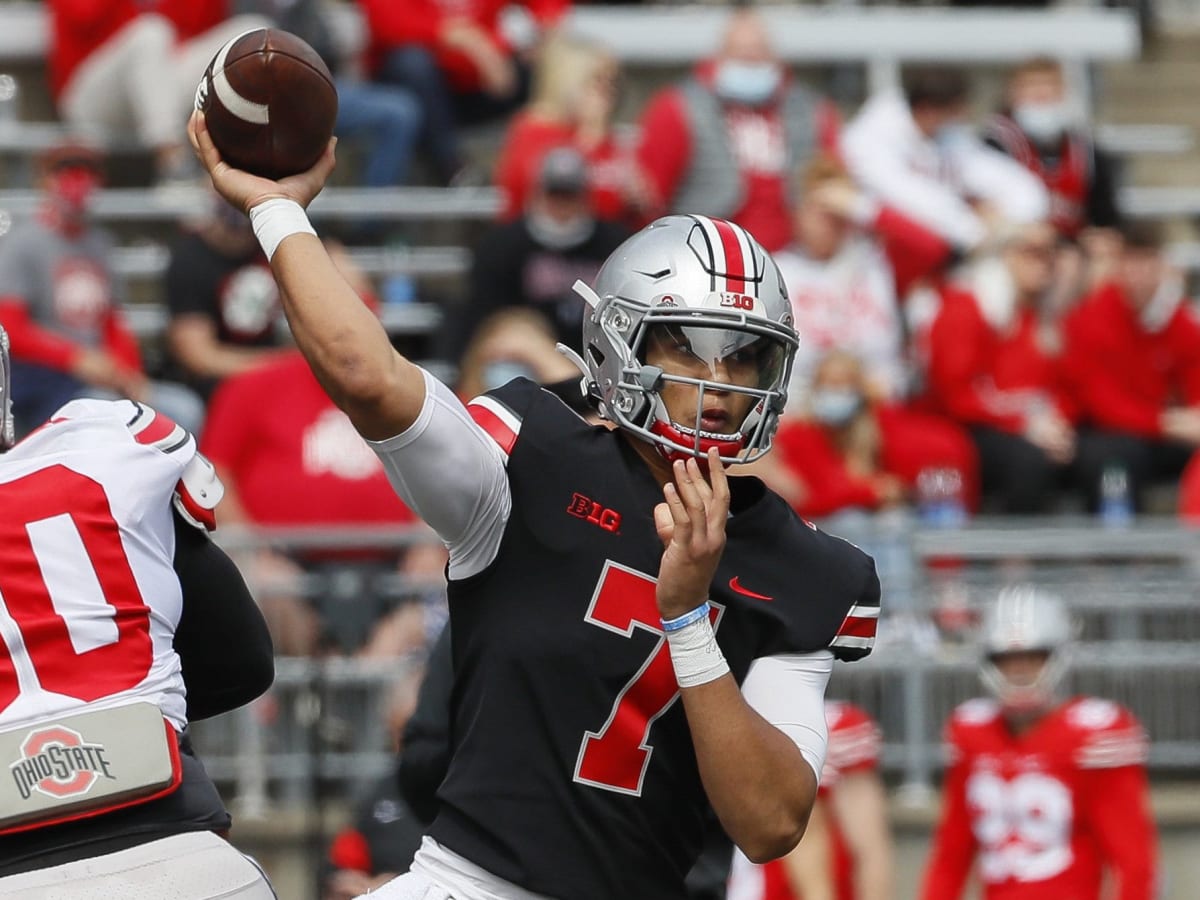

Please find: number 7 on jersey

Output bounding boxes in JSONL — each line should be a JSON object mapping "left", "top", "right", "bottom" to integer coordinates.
{"left": 573, "top": 561, "right": 722, "bottom": 796}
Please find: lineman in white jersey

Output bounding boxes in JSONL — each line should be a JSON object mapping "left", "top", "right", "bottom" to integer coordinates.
{"left": 0, "top": 325, "right": 277, "bottom": 897}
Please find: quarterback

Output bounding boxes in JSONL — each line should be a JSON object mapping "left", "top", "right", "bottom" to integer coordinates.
{"left": 190, "top": 111, "right": 881, "bottom": 899}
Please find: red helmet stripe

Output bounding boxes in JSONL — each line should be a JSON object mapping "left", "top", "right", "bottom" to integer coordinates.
{"left": 711, "top": 219, "right": 747, "bottom": 293}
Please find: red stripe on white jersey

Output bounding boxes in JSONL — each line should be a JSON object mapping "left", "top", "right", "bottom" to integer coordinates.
{"left": 130, "top": 409, "right": 177, "bottom": 446}
{"left": 711, "top": 218, "right": 747, "bottom": 293}
{"left": 467, "top": 396, "right": 521, "bottom": 458}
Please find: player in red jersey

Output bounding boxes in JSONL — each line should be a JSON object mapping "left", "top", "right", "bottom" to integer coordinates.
{"left": 189, "top": 111, "right": 881, "bottom": 900}
{"left": 728, "top": 700, "right": 894, "bottom": 900}
{"left": 921, "top": 585, "right": 1158, "bottom": 900}
{"left": 0, "top": 326, "right": 275, "bottom": 897}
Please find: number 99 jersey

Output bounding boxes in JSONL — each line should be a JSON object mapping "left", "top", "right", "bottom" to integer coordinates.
{"left": 0, "top": 399, "right": 202, "bottom": 733}
{"left": 921, "top": 696, "right": 1158, "bottom": 900}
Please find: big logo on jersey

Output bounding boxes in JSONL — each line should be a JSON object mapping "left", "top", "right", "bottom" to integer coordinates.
{"left": 9, "top": 724, "right": 113, "bottom": 801}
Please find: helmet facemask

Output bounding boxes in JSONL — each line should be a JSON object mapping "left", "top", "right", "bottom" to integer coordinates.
{"left": 0, "top": 326, "right": 14, "bottom": 451}
{"left": 572, "top": 290, "right": 797, "bottom": 464}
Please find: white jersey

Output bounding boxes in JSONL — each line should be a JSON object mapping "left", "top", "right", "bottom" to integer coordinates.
{"left": 0, "top": 400, "right": 197, "bottom": 733}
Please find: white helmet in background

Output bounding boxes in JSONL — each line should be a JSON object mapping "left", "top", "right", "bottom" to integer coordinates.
{"left": 979, "top": 584, "right": 1074, "bottom": 712}
{"left": 564, "top": 215, "right": 798, "bottom": 464}
{"left": 0, "top": 325, "right": 13, "bottom": 451}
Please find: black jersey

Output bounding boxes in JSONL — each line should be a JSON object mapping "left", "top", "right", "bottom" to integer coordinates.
{"left": 429, "top": 378, "right": 880, "bottom": 900}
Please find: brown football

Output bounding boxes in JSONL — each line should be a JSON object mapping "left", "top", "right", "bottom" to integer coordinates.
{"left": 195, "top": 28, "right": 337, "bottom": 180}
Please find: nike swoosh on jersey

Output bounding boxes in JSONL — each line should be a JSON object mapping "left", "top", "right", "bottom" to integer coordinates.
{"left": 728, "top": 577, "right": 773, "bottom": 601}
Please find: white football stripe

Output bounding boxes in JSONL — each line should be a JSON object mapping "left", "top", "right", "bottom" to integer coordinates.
{"left": 211, "top": 31, "right": 270, "bottom": 126}
{"left": 844, "top": 604, "right": 880, "bottom": 619}
{"left": 830, "top": 634, "right": 874, "bottom": 649}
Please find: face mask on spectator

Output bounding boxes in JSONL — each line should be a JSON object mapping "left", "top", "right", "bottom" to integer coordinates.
{"left": 483, "top": 360, "right": 538, "bottom": 391}
{"left": 526, "top": 208, "right": 595, "bottom": 251}
{"left": 47, "top": 167, "right": 100, "bottom": 221}
{"left": 714, "top": 61, "right": 781, "bottom": 107}
{"left": 1013, "top": 102, "right": 1071, "bottom": 145}
{"left": 932, "top": 122, "right": 973, "bottom": 152}
{"left": 810, "top": 388, "right": 865, "bottom": 427}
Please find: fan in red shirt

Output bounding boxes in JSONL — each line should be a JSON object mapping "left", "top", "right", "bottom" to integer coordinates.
{"left": 1062, "top": 222, "right": 1200, "bottom": 512}
{"left": 922, "top": 585, "right": 1158, "bottom": 900}
{"left": 925, "top": 222, "right": 1078, "bottom": 512}
{"left": 764, "top": 351, "right": 977, "bottom": 519}
{"left": 728, "top": 700, "right": 893, "bottom": 900}
{"left": 635, "top": 8, "right": 839, "bottom": 252}
{"left": 494, "top": 34, "right": 645, "bottom": 224}
{"left": 361, "top": 0, "right": 568, "bottom": 185}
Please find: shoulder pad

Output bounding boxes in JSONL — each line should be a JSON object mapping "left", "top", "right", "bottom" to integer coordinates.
{"left": 125, "top": 402, "right": 193, "bottom": 456}
{"left": 825, "top": 703, "right": 882, "bottom": 774}
{"left": 1067, "top": 698, "right": 1148, "bottom": 769}
{"left": 953, "top": 698, "right": 1002, "bottom": 727}
{"left": 173, "top": 453, "right": 224, "bottom": 532}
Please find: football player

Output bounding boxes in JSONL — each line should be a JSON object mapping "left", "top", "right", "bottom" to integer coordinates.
{"left": 921, "top": 585, "right": 1158, "bottom": 900}
{"left": 728, "top": 700, "right": 894, "bottom": 900}
{"left": 0, "top": 325, "right": 276, "bottom": 897}
{"left": 189, "top": 111, "right": 881, "bottom": 900}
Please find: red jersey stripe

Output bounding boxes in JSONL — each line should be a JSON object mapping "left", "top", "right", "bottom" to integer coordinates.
{"left": 132, "top": 411, "right": 177, "bottom": 446}
{"left": 836, "top": 615, "right": 878, "bottom": 640}
{"left": 469, "top": 402, "right": 519, "bottom": 456}
{"left": 711, "top": 219, "right": 746, "bottom": 294}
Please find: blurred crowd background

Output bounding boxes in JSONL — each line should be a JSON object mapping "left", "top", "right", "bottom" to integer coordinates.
{"left": 0, "top": 0, "right": 1199, "bottom": 898}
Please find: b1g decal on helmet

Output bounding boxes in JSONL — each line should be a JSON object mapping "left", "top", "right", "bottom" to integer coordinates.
{"left": 559, "top": 215, "right": 799, "bottom": 465}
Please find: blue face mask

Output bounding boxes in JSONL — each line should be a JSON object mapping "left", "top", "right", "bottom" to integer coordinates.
{"left": 810, "top": 388, "right": 864, "bottom": 427}
{"left": 714, "top": 61, "right": 781, "bottom": 107}
{"left": 482, "top": 360, "right": 537, "bottom": 391}
{"left": 933, "top": 122, "right": 973, "bottom": 152}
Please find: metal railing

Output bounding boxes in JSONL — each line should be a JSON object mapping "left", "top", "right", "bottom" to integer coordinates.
{"left": 189, "top": 518, "right": 1200, "bottom": 810}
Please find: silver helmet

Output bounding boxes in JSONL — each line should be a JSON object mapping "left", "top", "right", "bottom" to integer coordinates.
{"left": 0, "top": 325, "right": 13, "bottom": 451}
{"left": 564, "top": 215, "right": 798, "bottom": 464}
{"left": 979, "top": 585, "right": 1074, "bottom": 711}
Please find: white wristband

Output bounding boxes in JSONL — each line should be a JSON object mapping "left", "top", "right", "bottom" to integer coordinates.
{"left": 249, "top": 198, "right": 316, "bottom": 261}
{"left": 666, "top": 615, "right": 730, "bottom": 689}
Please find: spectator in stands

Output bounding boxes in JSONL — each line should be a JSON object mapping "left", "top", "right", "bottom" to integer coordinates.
{"left": 494, "top": 33, "right": 646, "bottom": 224}
{"left": 455, "top": 307, "right": 584, "bottom": 401}
{"left": 775, "top": 155, "right": 955, "bottom": 403}
{"left": 250, "top": 0, "right": 423, "bottom": 194}
{"left": 164, "top": 193, "right": 286, "bottom": 401}
{"left": 983, "top": 57, "right": 1121, "bottom": 240}
{"left": 635, "top": 7, "right": 838, "bottom": 252}
{"left": 841, "top": 65, "right": 1049, "bottom": 252}
{"left": 1063, "top": 222, "right": 1200, "bottom": 512}
{"left": 727, "top": 701, "right": 894, "bottom": 900}
{"left": 764, "top": 351, "right": 978, "bottom": 519}
{"left": 360, "top": 0, "right": 567, "bottom": 185}
{"left": 48, "top": 0, "right": 267, "bottom": 183}
{"left": 925, "top": 221, "right": 1077, "bottom": 513}
{"left": 462, "top": 147, "right": 630, "bottom": 355}
{"left": 0, "top": 142, "right": 204, "bottom": 435}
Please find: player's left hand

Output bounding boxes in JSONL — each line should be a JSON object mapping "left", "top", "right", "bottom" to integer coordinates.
{"left": 187, "top": 110, "right": 336, "bottom": 215}
{"left": 654, "top": 448, "right": 730, "bottom": 620}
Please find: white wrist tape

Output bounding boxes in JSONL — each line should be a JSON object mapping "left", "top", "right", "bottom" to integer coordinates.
{"left": 249, "top": 198, "right": 316, "bottom": 261}
{"left": 666, "top": 615, "right": 730, "bottom": 688}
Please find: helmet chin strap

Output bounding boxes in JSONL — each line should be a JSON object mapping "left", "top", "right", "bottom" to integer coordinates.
{"left": 650, "top": 419, "right": 744, "bottom": 464}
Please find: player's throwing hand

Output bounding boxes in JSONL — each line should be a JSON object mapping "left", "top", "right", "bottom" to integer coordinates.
{"left": 654, "top": 448, "right": 731, "bottom": 620}
{"left": 187, "top": 110, "right": 335, "bottom": 215}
